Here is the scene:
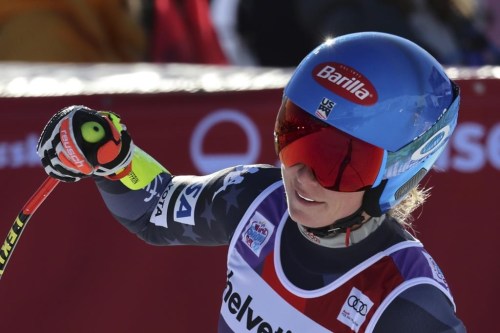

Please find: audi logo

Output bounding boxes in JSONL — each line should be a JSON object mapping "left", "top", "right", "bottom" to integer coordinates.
{"left": 347, "top": 295, "right": 369, "bottom": 316}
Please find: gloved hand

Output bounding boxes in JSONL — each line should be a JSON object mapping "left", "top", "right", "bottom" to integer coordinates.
{"left": 37, "top": 105, "right": 134, "bottom": 182}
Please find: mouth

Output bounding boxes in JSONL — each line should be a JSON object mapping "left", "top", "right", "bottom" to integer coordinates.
{"left": 296, "top": 191, "right": 319, "bottom": 204}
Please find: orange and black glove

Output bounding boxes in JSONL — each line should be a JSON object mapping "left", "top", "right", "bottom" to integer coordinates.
{"left": 37, "top": 105, "right": 134, "bottom": 182}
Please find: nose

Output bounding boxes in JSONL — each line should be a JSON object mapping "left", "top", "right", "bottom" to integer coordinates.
{"left": 295, "top": 164, "right": 320, "bottom": 187}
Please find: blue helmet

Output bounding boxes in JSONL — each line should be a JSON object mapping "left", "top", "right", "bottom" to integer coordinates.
{"left": 283, "top": 32, "right": 460, "bottom": 216}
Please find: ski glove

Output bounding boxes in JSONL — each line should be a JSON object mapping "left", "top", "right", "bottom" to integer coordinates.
{"left": 37, "top": 105, "right": 134, "bottom": 182}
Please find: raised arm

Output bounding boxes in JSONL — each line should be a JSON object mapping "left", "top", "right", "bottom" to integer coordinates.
{"left": 37, "top": 105, "right": 282, "bottom": 246}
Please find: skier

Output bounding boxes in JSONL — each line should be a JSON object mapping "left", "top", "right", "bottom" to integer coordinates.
{"left": 37, "top": 32, "right": 466, "bottom": 332}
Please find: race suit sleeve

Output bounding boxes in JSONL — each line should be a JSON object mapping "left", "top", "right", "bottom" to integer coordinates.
{"left": 94, "top": 148, "right": 282, "bottom": 246}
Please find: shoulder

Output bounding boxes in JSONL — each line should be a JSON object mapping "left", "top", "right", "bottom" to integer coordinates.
{"left": 209, "top": 164, "right": 282, "bottom": 193}
{"left": 374, "top": 284, "right": 466, "bottom": 333}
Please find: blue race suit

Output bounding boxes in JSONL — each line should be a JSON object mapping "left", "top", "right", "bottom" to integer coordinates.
{"left": 95, "top": 151, "right": 466, "bottom": 333}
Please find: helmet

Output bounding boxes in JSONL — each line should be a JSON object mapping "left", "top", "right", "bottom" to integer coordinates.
{"left": 281, "top": 32, "right": 460, "bottom": 216}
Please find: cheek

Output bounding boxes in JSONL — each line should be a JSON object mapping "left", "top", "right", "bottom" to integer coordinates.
{"left": 323, "top": 191, "right": 365, "bottom": 216}
{"left": 282, "top": 178, "right": 294, "bottom": 207}
{"left": 280, "top": 163, "right": 288, "bottom": 180}
{"left": 281, "top": 165, "right": 291, "bottom": 192}
{"left": 281, "top": 169, "right": 297, "bottom": 203}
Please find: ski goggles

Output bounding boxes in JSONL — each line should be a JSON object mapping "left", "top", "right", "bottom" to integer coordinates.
{"left": 274, "top": 99, "right": 385, "bottom": 192}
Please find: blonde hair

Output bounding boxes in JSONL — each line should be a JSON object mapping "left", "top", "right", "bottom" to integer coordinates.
{"left": 387, "top": 186, "right": 431, "bottom": 230}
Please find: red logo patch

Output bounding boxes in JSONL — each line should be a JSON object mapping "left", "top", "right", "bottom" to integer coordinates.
{"left": 313, "top": 62, "right": 378, "bottom": 105}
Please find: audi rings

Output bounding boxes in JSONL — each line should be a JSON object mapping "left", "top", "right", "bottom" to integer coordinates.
{"left": 347, "top": 295, "right": 369, "bottom": 316}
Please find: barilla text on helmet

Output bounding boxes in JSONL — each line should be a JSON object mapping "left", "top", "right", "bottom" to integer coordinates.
{"left": 313, "top": 63, "right": 378, "bottom": 106}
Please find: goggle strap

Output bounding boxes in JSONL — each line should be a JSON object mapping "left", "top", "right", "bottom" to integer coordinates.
{"left": 362, "top": 179, "right": 388, "bottom": 217}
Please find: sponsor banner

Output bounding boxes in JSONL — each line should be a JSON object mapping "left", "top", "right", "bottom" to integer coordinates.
{"left": 241, "top": 211, "right": 274, "bottom": 257}
{"left": 222, "top": 251, "right": 330, "bottom": 333}
{"left": 337, "top": 287, "right": 374, "bottom": 332}
{"left": 313, "top": 63, "right": 378, "bottom": 105}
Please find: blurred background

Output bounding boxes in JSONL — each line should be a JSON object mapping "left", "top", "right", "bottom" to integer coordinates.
{"left": 0, "top": 0, "right": 498, "bottom": 332}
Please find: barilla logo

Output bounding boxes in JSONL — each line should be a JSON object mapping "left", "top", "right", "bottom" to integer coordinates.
{"left": 313, "top": 63, "right": 378, "bottom": 105}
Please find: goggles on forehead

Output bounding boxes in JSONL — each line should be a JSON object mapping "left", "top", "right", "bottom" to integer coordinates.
{"left": 274, "top": 99, "right": 385, "bottom": 192}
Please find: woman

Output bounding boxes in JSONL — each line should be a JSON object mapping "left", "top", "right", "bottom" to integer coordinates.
{"left": 37, "top": 32, "right": 466, "bottom": 332}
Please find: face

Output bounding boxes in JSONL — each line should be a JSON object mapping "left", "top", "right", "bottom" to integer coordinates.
{"left": 281, "top": 163, "right": 364, "bottom": 228}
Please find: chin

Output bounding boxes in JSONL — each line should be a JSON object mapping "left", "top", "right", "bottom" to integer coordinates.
{"left": 288, "top": 208, "right": 325, "bottom": 229}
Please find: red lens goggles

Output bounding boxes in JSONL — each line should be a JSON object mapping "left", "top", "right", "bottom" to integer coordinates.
{"left": 274, "top": 99, "right": 385, "bottom": 192}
